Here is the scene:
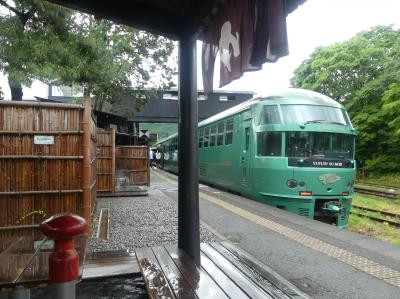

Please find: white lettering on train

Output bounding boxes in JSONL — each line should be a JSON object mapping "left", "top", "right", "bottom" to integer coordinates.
{"left": 312, "top": 161, "right": 343, "bottom": 167}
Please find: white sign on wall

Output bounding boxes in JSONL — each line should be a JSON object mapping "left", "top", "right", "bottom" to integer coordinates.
{"left": 34, "top": 135, "right": 54, "bottom": 145}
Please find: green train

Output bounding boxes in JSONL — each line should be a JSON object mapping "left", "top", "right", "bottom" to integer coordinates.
{"left": 156, "top": 89, "right": 356, "bottom": 227}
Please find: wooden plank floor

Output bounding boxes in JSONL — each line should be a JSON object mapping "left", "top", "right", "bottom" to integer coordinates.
{"left": 135, "top": 242, "right": 305, "bottom": 299}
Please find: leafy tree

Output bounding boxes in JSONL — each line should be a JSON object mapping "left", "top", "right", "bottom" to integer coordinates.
{"left": 0, "top": 0, "right": 176, "bottom": 112}
{"left": 0, "top": 0, "right": 73, "bottom": 100}
{"left": 291, "top": 26, "right": 400, "bottom": 173}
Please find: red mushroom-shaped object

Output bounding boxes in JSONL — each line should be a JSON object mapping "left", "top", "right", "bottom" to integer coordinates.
{"left": 40, "top": 213, "right": 87, "bottom": 283}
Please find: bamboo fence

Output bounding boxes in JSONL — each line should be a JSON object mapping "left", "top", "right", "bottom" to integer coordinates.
{"left": 0, "top": 99, "right": 96, "bottom": 249}
{"left": 116, "top": 146, "right": 150, "bottom": 186}
{"left": 96, "top": 129, "right": 116, "bottom": 193}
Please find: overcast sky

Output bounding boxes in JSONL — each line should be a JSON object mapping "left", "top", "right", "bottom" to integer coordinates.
{"left": 213, "top": 0, "right": 400, "bottom": 96}
{"left": 1, "top": 0, "right": 400, "bottom": 99}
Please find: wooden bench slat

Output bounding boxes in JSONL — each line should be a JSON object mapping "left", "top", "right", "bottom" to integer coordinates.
{"left": 150, "top": 246, "right": 198, "bottom": 299}
{"left": 138, "top": 258, "right": 175, "bottom": 299}
{"left": 218, "top": 241, "right": 303, "bottom": 299}
{"left": 164, "top": 245, "right": 229, "bottom": 299}
{"left": 137, "top": 243, "right": 305, "bottom": 299}
{"left": 201, "top": 243, "right": 274, "bottom": 299}
{"left": 200, "top": 252, "right": 250, "bottom": 299}
{"left": 135, "top": 246, "right": 163, "bottom": 269}
{"left": 211, "top": 242, "right": 292, "bottom": 299}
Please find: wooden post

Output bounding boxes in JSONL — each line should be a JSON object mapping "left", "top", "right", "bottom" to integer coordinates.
{"left": 147, "top": 147, "right": 150, "bottom": 186}
{"left": 81, "top": 98, "right": 92, "bottom": 231}
{"left": 111, "top": 128, "right": 116, "bottom": 193}
{"left": 177, "top": 36, "right": 200, "bottom": 265}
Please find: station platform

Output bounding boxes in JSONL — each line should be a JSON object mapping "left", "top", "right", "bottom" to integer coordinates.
{"left": 151, "top": 169, "right": 400, "bottom": 299}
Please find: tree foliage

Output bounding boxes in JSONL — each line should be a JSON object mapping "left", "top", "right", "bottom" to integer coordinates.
{"left": 291, "top": 26, "right": 400, "bottom": 173}
{"left": 0, "top": 0, "right": 176, "bottom": 111}
{"left": 0, "top": 0, "right": 73, "bottom": 99}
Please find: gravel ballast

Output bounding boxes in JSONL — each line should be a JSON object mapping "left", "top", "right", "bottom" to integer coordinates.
{"left": 87, "top": 188, "right": 217, "bottom": 252}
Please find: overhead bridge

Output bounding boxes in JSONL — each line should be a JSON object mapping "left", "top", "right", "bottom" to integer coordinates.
{"left": 48, "top": 89, "right": 254, "bottom": 123}
{"left": 123, "top": 90, "right": 254, "bottom": 123}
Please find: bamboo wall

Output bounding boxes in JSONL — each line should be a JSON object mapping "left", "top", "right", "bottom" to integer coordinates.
{"left": 96, "top": 129, "right": 115, "bottom": 193}
{"left": 0, "top": 99, "right": 96, "bottom": 248}
{"left": 116, "top": 146, "right": 150, "bottom": 186}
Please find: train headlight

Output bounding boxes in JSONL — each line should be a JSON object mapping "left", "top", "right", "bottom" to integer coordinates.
{"left": 286, "top": 179, "right": 298, "bottom": 188}
{"left": 299, "top": 191, "right": 312, "bottom": 196}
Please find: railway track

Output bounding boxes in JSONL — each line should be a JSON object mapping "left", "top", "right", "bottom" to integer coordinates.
{"left": 354, "top": 184, "right": 400, "bottom": 200}
{"left": 351, "top": 204, "right": 400, "bottom": 227}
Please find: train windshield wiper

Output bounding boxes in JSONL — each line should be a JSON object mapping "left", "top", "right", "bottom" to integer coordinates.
{"left": 303, "top": 120, "right": 347, "bottom": 126}
{"left": 326, "top": 121, "right": 346, "bottom": 126}
{"left": 303, "top": 119, "right": 325, "bottom": 125}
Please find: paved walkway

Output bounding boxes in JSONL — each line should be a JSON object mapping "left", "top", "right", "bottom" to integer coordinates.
{"left": 152, "top": 169, "right": 400, "bottom": 299}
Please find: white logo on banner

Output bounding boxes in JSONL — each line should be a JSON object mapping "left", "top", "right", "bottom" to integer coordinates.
{"left": 219, "top": 21, "right": 240, "bottom": 72}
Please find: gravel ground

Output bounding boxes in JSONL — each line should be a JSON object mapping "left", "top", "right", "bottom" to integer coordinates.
{"left": 87, "top": 188, "right": 218, "bottom": 252}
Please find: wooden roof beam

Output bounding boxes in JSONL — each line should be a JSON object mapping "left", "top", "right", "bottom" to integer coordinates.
{"left": 49, "top": 0, "right": 186, "bottom": 39}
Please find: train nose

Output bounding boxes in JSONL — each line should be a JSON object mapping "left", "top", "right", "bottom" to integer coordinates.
{"left": 293, "top": 170, "right": 353, "bottom": 196}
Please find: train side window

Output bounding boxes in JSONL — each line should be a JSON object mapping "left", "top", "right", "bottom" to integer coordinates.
{"left": 199, "top": 128, "right": 204, "bottom": 148}
{"left": 259, "top": 105, "right": 281, "bottom": 124}
{"left": 225, "top": 119, "right": 234, "bottom": 145}
{"left": 217, "top": 122, "right": 225, "bottom": 146}
{"left": 245, "top": 127, "right": 250, "bottom": 151}
{"left": 204, "top": 127, "right": 209, "bottom": 147}
{"left": 257, "top": 132, "right": 282, "bottom": 156}
{"left": 210, "top": 125, "right": 216, "bottom": 146}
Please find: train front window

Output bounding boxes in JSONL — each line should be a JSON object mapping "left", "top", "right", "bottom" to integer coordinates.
{"left": 259, "top": 105, "right": 281, "bottom": 124}
{"left": 285, "top": 132, "right": 354, "bottom": 159}
{"left": 281, "top": 104, "right": 350, "bottom": 126}
{"left": 257, "top": 132, "right": 282, "bottom": 156}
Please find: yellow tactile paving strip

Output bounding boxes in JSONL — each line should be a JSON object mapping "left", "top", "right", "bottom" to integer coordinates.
{"left": 152, "top": 171, "right": 400, "bottom": 288}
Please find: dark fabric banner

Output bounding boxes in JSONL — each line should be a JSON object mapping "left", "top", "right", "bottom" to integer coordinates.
{"left": 201, "top": 0, "right": 289, "bottom": 94}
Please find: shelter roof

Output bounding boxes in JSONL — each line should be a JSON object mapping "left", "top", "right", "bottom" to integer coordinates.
{"left": 49, "top": 0, "right": 305, "bottom": 39}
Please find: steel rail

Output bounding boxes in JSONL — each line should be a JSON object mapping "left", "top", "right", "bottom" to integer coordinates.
{"left": 354, "top": 185, "right": 399, "bottom": 200}
{"left": 352, "top": 204, "right": 400, "bottom": 219}
{"left": 356, "top": 181, "right": 399, "bottom": 190}
{"left": 350, "top": 210, "right": 400, "bottom": 227}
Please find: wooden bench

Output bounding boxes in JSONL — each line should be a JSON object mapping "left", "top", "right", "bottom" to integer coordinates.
{"left": 135, "top": 241, "right": 306, "bottom": 299}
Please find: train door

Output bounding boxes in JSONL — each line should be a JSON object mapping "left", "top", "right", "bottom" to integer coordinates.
{"left": 240, "top": 119, "right": 252, "bottom": 189}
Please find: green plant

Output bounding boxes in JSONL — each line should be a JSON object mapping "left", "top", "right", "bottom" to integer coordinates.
{"left": 17, "top": 210, "right": 47, "bottom": 224}
{"left": 291, "top": 26, "right": 400, "bottom": 174}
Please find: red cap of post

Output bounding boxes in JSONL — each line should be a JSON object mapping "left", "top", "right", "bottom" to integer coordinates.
{"left": 40, "top": 213, "right": 87, "bottom": 283}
